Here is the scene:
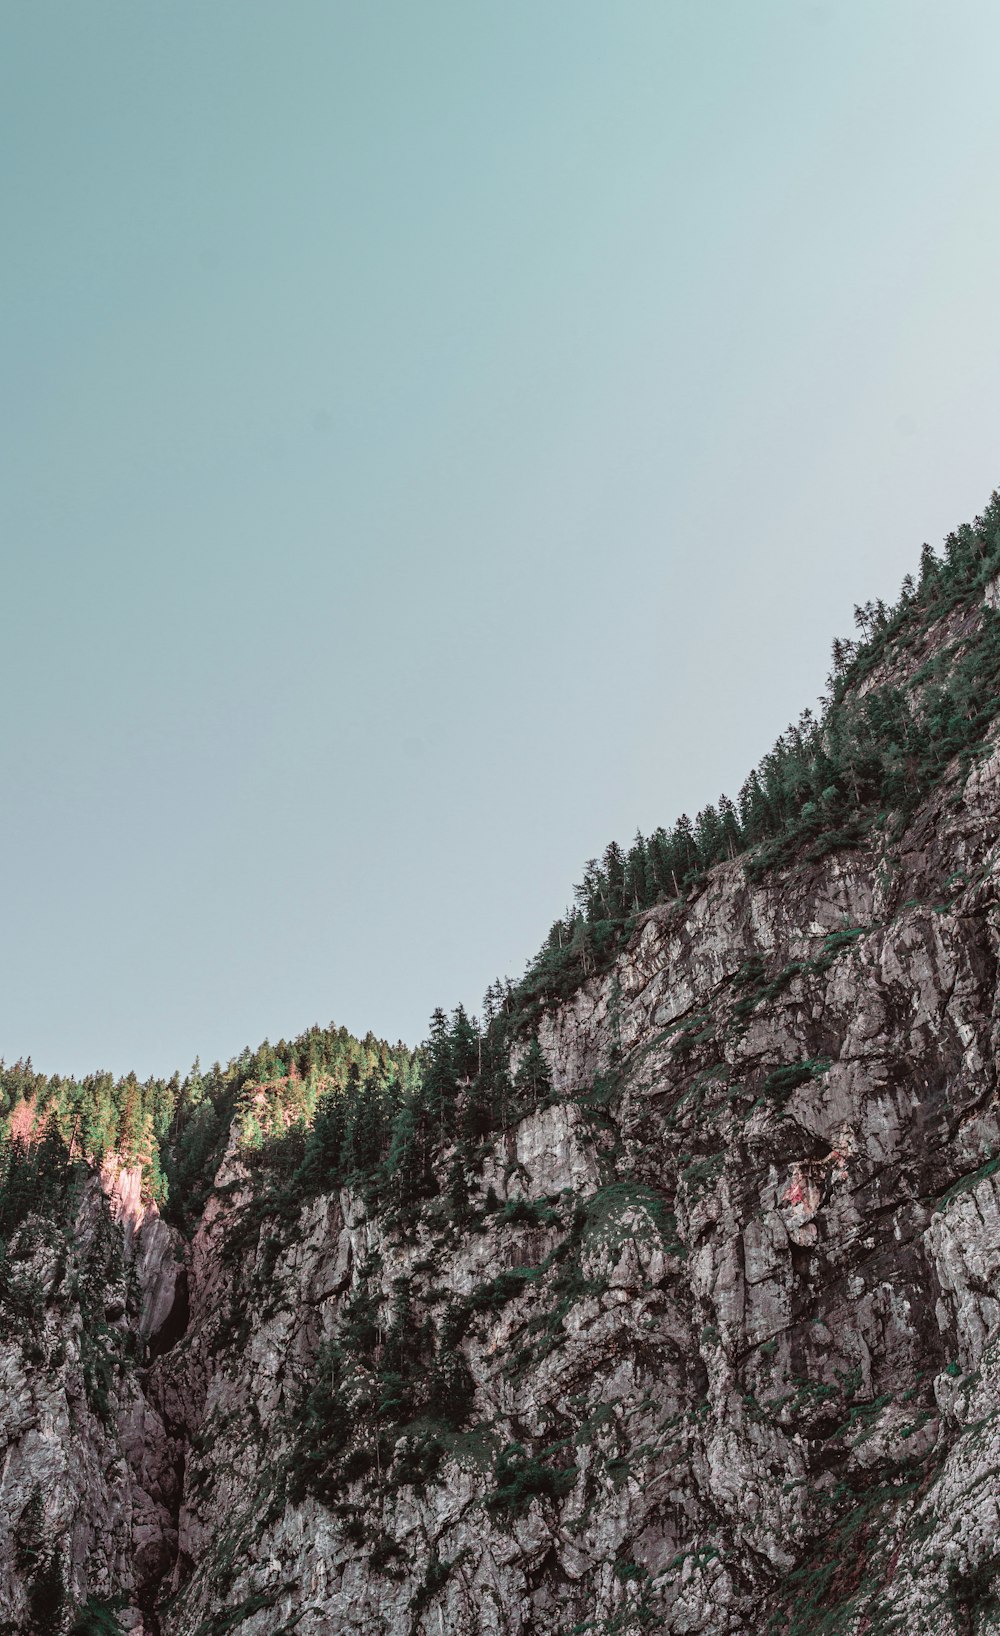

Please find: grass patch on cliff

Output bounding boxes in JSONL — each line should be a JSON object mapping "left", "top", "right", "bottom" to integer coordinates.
{"left": 766, "top": 1478, "right": 922, "bottom": 1636}
{"left": 678, "top": 1152, "right": 725, "bottom": 1199}
{"left": 192, "top": 1588, "right": 286, "bottom": 1636}
{"left": 934, "top": 1153, "right": 1000, "bottom": 1213}
{"left": 408, "top": 1549, "right": 470, "bottom": 1632}
{"left": 582, "top": 1182, "right": 681, "bottom": 1254}
{"left": 69, "top": 1599, "right": 128, "bottom": 1636}
{"left": 758, "top": 1058, "right": 831, "bottom": 1109}
{"left": 486, "top": 1441, "right": 578, "bottom": 1517}
{"left": 730, "top": 935, "right": 864, "bottom": 1033}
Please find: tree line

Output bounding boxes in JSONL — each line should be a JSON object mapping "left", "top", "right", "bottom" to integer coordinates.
{"left": 3, "top": 492, "right": 1000, "bottom": 1232}
{"left": 0, "top": 1023, "right": 416, "bottom": 1240}
{"left": 513, "top": 491, "right": 1000, "bottom": 1017}
{"left": 242, "top": 1000, "right": 551, "bottom": 1222}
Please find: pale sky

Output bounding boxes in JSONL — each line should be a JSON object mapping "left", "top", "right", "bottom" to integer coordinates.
{"left": 3, "top": 1, "right": 1000, "bottom": 1077}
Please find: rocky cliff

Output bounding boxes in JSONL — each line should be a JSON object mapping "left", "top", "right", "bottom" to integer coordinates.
{"left": 4, "top": 557, "right": 1000, "bottom": 1635}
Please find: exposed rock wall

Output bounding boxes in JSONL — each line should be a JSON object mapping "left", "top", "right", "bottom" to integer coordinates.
{"left": 0, "top": 1167, "right": 186, "bottom": 1632}
{"left": 4, "top": 683, "right": 1000, "bottom": 1632}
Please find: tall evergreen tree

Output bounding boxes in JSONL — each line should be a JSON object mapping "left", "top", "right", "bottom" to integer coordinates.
{"left": 423, "top": 1008, "right": 458, "bottom": 1146}
{"left": 514, "top": 1037, "right": 552, "bottom": 1112}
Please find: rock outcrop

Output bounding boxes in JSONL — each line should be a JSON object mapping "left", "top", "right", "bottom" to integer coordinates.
{"left": 3, "top": 597, "right": 1000, "bottom": 1634}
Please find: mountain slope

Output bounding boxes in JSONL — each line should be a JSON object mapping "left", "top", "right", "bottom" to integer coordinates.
{"left": 4, "top": 500, "right": 1000, "bottom": 1635}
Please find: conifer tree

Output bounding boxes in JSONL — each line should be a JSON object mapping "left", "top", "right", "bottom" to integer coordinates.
{"left": 423, "top": 1009, "right": 458, "bottom": 1145}
{"left": 514, "top": 1038, "right": 552, "bottom": 1112}
{"left": 384, "top": 1095, "right": 420, "bottom": 1202}
{"left": 601, "top": 841, "right": 627, "bottom": 917}
{"left": 717, "top": 794, "right": 742, "bottom": 858}
{"left": 297, "top": 1082, "right": 347, "bottom": 1192}
{"left": 919, "top": 541, "right": 939, "bottom": 589}
{"left": 343, "top": 1066, "right": 386, "bottom": 1177}
{"left": 448, "top": 1005, "right": 480, "bottom": 1087}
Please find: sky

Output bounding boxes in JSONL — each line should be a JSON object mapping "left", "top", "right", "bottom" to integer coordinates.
{"left": 3, "top": 1, "right": 1000, "bottom": 1079}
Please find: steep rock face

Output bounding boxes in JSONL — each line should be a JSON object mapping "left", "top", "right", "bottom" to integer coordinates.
{"left": 4, "top": 641, "right": 1000, "bottom": 1632}
{"left": 0, "top": 1166, "right": 187, "bottom": 1633}
{"left": 155, "top": 748, "right": 1000, "bottom": 1629}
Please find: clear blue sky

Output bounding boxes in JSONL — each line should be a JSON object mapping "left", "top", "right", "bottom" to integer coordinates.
{"left": 3, "top": 1, "right": 1000, "bottom": 1078}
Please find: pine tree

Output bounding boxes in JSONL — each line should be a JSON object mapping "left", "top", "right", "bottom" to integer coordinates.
{"left": 624, "top": 833, "right": 652, "bottom": 911}
{"left": 514, "top": 1038, "right": 552, "bottom": 1112}
{"left": 384, "top": 1096, "right": 419, "bottom": 1201}
{"left": 449, "top": 1006, "right": 480, "bottom": 1087}
{"left": 601, "top": 842, "right": 627, "bottom": 918}
{"left": 343, "top": 1068, "right": 387, "bottom": 1177}
{"left": 567, "top": 915, "right": 595, "bottom": 980}
{"left": 574, "top": 860, "right": 604, "bottom": 922}
{"left": 672, "top": 814, "right": 698, "bottom": 879}
{"left": 297, "top": 1082, "right": 347, "bottom": 1192}
{"left": 423, "top": 1009, "right": 458, "bottom": 1145}
{"left": 694, "top": 805, "right": 724, "bottom": 867}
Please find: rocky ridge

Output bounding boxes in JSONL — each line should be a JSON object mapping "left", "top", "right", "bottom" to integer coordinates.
{"left": 3, "top": 589, "right": 1000, "bottom": 1633}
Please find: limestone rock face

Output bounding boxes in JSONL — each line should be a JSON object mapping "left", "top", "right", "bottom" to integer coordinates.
{"left": 141, "top": 766, "right": 1000, "bottom": 1636}
{"left": 5, "top": 668, "right": 1000, "bottom": 1631}
{"left": 0, "top": 1172, "right": 184, "bottom": 1635}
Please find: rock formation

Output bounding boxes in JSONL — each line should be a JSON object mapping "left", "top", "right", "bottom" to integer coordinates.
{"left": 3, "top": 531, "right": 1000, "bottom": 1635}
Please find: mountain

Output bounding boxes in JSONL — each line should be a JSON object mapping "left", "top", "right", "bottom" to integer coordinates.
{"left": 4, "top": 496, "right": 1000, "bottom": 1635}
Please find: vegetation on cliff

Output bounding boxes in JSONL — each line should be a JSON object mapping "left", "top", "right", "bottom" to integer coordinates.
{"left": 516, "top": 490, "right": 1000, "bottom": 1017}
{"left": 0, "top": 1025, "right": 416, "bottom": 1257}
{"left": 3, "top": 491, "right": 1000, "bottom": 1248}
{"left": 3, "top": 493, "right": 1000, "bottom": 1635}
